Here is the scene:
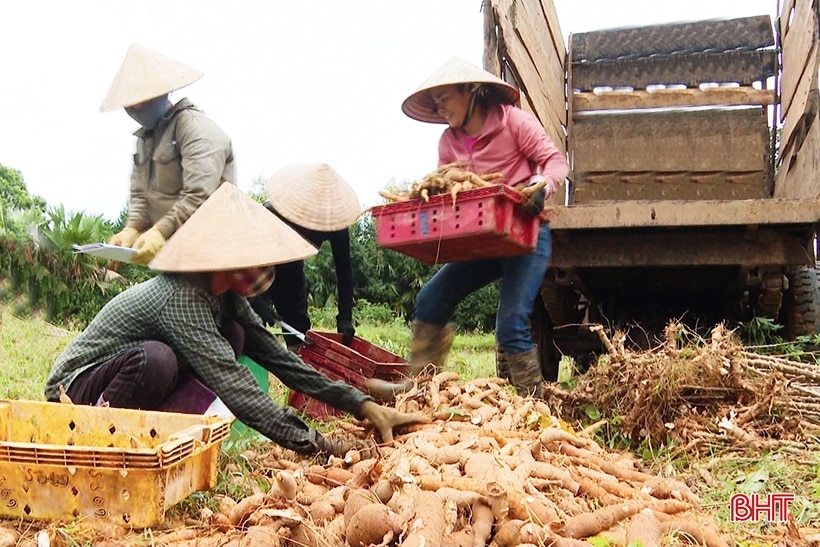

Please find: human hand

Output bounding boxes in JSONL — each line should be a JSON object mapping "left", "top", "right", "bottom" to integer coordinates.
{"left": 528, "top": 174, "right": 562, "bottom": 199}
{"left": 131, "top": 227, "right": 166, "bottom": 265}
{"left": 359, "top": 400, "right": 431, "bottom": 443}
{"left": 108, "top": 227, "right": 140, "bottom": 248}
{"left": 520, "top": 187, "right": 546, "bottom": 215}
{"left": 337, "top": 317, "right": 356, "bottom": 345}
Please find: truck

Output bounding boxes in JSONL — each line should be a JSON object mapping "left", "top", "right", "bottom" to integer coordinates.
{"left": 482, "top": 0, "right": 820, "bottom": 377}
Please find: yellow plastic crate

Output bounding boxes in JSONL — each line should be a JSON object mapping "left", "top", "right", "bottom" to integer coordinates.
{"left": 0, "top": 399, "right": 232, "bottom": 527}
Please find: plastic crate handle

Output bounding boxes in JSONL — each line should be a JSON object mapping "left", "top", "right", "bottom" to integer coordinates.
{"left": 163, "top": 424, "right": 213, "bottom": 449}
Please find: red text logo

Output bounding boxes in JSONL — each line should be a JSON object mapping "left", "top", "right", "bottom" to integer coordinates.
{"left": 730, "top": 493, "right": 795, "bottom": 522}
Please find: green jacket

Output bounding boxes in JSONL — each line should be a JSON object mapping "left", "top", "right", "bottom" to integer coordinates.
{"left": 126, "top": 98, "right": 236, "bottom": 238}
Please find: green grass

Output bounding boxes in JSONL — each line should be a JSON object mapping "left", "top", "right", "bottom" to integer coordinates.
{"left": 354, "top": 320, "right": 497, "bottom": 379}
{"left": 0, "top": 299, "right": 495, "bottom": 409}
{"left": 0, "top": 307, "right": 74, "bottom": 400}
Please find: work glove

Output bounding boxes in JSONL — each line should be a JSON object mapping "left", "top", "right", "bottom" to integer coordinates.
{"left": 131, "top": 227, "right": 166, "bottom": 265}
{"left": 108, "top": 227, "right": 140, "bottom": 248}
{"left": 520, "top": 187, "right": 546, "bottom": 216}
{"left": 518, "top": 175, "right": 551, "bottom": 216}
{"left": 337, "top": 317, "right": 356, "bottom": 346}
{"left": 359, "top": 400, "right": 431, "bottom": 443}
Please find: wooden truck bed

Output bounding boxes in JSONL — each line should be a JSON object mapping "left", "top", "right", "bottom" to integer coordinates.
{"left": 482, "top": 0, "right": 820, "bottom": 366}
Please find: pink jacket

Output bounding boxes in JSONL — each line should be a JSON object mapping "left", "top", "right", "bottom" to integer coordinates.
{"left": 438, "top": 104, "right": 568, "bottom": 187}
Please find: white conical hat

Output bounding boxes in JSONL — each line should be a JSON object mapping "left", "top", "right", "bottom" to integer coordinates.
{"left": 401, "top": 57, "right": 520, "bottom": 124}
{"left": 150, "top": 182, "right": 318, "bottom": 272}
{"left": 100, "top": 44, "right": 203, "bottom": 112}
{"left": 267, "top": 163, "right": 362, "bottom": 231}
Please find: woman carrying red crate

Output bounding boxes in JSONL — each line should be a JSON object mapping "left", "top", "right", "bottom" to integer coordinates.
{"left": 368, "top": 57, "right": 569, "bottom": 399}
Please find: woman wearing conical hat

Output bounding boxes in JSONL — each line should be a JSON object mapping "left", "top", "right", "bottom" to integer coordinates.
{"left": 249, "top": 163, "right": 362, "bottom": 349}
{"left": 103, "top": 44, "right": 236, "bottom": 266}
{"left": 45, "top": 184, "right": 427, "bottom": 455}
{"left": 367, "top": 57, "right": 569, "bottom": 401}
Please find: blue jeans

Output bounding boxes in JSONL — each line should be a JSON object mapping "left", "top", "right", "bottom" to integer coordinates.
{"left": 414, "top": 223, "right": 552, "bottom": 354}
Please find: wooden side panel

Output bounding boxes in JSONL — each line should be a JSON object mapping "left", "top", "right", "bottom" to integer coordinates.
{"left": 570, "top": 108, "right": 769, "bottom": 203}
{"left": 486, "top": 0, "right": 566, "bottom": 153}
{"left": 775, "top": 109, "right": 820, "bottom": 198}
{"left": 573, "top": 87, "right": 774, "bottom": 113}
{"left": 572, "top": 108, "right": 768, "bottom": 172}
{"left": 547, "top": 197, "right": 820, "bottom": 230}
{"left": 571, "top": 172, "right": 765, "bottom": 202}
{"left": 538, "top": 0, "right": 566, "bottom": 64}
{"left": 779, "top": 48, "right": 818, "bottom": 157}
{"left": 570, "top": 16, "right": 774, "bottom": 61}
{"left": 571, "top": 50, "right": 776, "bottom": 91}
{"left": 780, "top": 0, "right": 819, "bottom": 120}
{"left": 483, "top": 4, "right": 501, "bottom": 77}
{"left": 779, "top": 0, "right": 820, "bottom": 164}
{"left": 550, "top": 228, "right": 813, "bottom": 268}
{"left": 777, "top": 0, "right": 820, "bottom": 199}
{"left": 781, "top": 0, "right": 797, "bottom": 31}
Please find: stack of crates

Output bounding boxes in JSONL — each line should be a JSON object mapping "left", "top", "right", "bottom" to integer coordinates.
{"left": 291, "top": 331, "right": 408, "bottom": 420}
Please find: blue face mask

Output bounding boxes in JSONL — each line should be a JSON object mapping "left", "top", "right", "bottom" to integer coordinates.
{"left": 125, "top": 95, "right": 170, "bottom": 129}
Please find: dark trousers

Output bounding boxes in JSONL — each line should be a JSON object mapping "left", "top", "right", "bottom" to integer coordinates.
{"left": 66, "top": 321, "right": 246, "bottom": 411}
{"left": 249, "top": 259, "right": 310, "bottom": 347}
{"left": 66, "top": 341, "right": 179, "bottom": 409}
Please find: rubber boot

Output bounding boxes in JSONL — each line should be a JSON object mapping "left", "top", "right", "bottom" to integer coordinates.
{"left": 407, "top": 321, "right": 457, "bottom": 376}
{"left": 365, "top": 321, "right": 456, "bottom": 401}
{"left": 496, "top": 351, "right": 512, "bottom": 383}
{"left": 506, "top": 347, "right": 545, "bottom": 398}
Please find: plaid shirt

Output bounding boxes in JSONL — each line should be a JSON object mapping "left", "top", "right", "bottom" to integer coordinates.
{"left": 45, "top": 274, "right": 370, "bottom": 453}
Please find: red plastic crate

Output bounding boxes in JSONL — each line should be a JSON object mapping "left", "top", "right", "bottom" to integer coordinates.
{"left": 370, "top": 184, "right": 541, "bottom": 264}
{"left": 289, "top": 331, "right": 409, "bottom": 420}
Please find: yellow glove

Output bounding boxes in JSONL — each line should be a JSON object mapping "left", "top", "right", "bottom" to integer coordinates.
{"left": 131, "top": 227, "right": 166, "bottom": 265}
{"left": 108, "top": 227, "right": 140, "bottom": 248}
{"left": 359, "top": 400, "right": 430, "bottom": 443}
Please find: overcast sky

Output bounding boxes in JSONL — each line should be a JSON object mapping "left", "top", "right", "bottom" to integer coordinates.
{"left": 1, "top": 0, "right": 777, "bottom": 221}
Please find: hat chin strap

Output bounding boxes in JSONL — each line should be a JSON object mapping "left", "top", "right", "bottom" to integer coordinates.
{"left": 457, "top": 85, "right": 481, "bottom": 130}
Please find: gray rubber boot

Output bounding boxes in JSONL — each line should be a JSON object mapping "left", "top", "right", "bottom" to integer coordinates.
{"left": 506, "top": 348, "right": 545, "bottom": 398}
{"left": 496, "top": 351, "right": 512, "bottom": 383}
{"left": 362, "top": 377, "right": 414, "bottom": 402}
{"left": 365, "top": 321, "right": 456, "bottom": 402}
{"left": 408, "top": 321, "right": 457, "bottom": 376}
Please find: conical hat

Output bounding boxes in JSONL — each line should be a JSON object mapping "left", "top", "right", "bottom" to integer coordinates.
{"left": 401, "top": 57, "right": 520, "bottom": 124}
{"left": 150, "top": 183, "right": 318, "bottom": 272}
{"left": 267, "top": 163, "right": 362, "bottom": 231}
{"left": 100, "top": 44, "right": 203, "bottom": 112}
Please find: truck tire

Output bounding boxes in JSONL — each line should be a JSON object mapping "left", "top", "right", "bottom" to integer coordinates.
{"left": 530, "top": 295, "right": 561, "bottom": 382}
{"left": 781, "top": 266, "right": 820, "bottom": 339}
{"left": 754, "top": 266, "right": 785, "bottom": 321}
{"left": 541, "top": 278, "right": 584, "bottom": 327}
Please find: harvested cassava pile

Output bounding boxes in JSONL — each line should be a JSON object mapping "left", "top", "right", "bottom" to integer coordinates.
{"left": 379, "top": 161, "right": 502, "bottom": 205}
{"left": 15, "top": 371, "right": 743, "bottom": 547}
{"left": 6, "top": 324, "right": 818, "bottom": 545}
{"left": 379, "top": 162, "right": 544, "bottom": 207}
{"left": 548, "top": 322, "right": 820, "bottom": 456}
